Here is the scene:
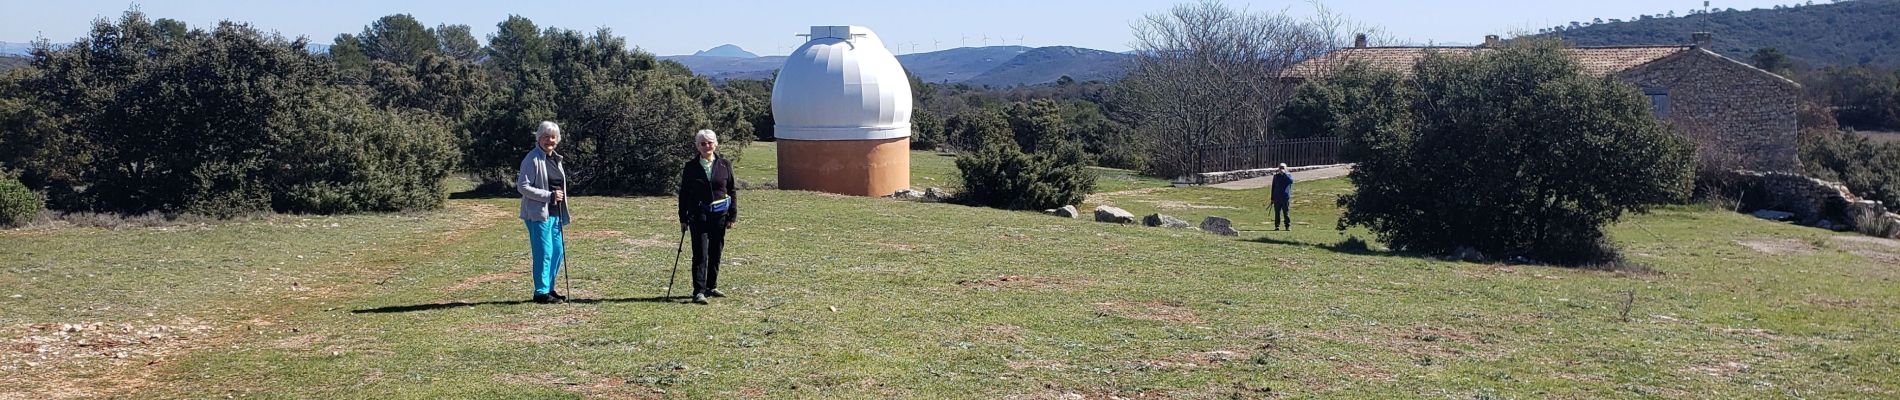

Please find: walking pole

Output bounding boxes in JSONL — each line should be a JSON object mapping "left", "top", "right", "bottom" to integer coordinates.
{"left": 666, "top": 226, "right": 686, "bottom": 299}
{"left": 560, "top": 200, "right": 570, "bottom": 301}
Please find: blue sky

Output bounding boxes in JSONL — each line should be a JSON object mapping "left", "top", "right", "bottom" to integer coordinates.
{"left": 1, "top": 0, "right": 1810, "bottom": 55}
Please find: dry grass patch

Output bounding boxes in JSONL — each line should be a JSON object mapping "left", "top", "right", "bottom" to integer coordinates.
{"left": 1093, "top": 301, "right": 1203, "bottom": 324}
{"left": 958, "top": 275, "right": 1093, "bottom": 291}
{"left": 1736, "top": 238, "right": 1819, "bottom": 255}
{"left": 444, "top": 271, "right": 516, "bottom": 292}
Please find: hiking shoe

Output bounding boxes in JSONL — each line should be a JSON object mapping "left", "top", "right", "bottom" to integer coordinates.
{"left": 705, "top": 288, "right": 727, "bottom": 298}
{"left": 691, "top": 293, "right": 708, "bottom": 304}
{"left": 533, "top": 293, "right": 556, "bottom": 304}
{"left": 549, "top": 290, "right": 567, "bottom": 301}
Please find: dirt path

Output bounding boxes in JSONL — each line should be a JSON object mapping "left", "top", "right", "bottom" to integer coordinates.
{"left": 1210, "top": 165, "right": 1354, "bottom": 190}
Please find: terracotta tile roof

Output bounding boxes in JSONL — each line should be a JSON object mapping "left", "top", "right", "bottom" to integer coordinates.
{"left": 1283, "top": 46, "right": 1693, "bottom": 79}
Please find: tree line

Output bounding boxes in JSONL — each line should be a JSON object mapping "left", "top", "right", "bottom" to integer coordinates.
{"left": 0, "top": 10, "right": 758, "bottom": 217}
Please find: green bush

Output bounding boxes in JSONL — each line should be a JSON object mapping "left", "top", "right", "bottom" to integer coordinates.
{"left": 954, "top": 104, "right": 1096, "bottom": 210}
{"left": 1331, "top": 39, "right": 1695, "bottom": 265}
{"left": 1800, "top": 129, "right": 1900, "bottom": 212}
{"left": 955, "top": 140, "right": 1096, "bottom": 210}
{"left": 462, "top": 26, "right": 750, "bottom": 195}
{"left": 0, "top": 176, "right": 40, "bottom": 227}
{"left": 0, "top": 12, "right": 461, "bottom": 216}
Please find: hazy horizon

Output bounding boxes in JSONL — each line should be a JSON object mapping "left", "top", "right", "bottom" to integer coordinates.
{"left": 1, "top": 0, "right": 1814, "bottom": 56}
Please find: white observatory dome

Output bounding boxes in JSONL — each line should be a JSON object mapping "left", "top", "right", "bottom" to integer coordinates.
{"left": 772, "top": 26, "right": 913, "bottom": 141}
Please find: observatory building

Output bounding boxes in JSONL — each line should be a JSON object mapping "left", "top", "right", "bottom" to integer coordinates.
{"left": 771, "top": 25, "right": 913, "bottom": 197}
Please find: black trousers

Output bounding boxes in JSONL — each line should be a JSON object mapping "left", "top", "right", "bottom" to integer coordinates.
{"left": 1272, "top": 199, "right": 1291, "bottom": 229}
{"left": 688, "top": 220, "right": 727, "bottom": 295}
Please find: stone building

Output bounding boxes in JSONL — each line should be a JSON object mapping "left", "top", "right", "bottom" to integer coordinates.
{"left": 1285, "top": 33, "right": 1799, "bottom": 172}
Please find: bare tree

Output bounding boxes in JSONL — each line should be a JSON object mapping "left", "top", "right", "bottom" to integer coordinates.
{"left": 1118, "top": 0, "right": 1384, "bottom": 178}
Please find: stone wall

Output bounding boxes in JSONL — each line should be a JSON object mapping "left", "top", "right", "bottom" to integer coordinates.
{"left": 1620, "top": 50, "right": 1799, "bottom": 172}
{"left": 1726, "top": 170, "right": 1898, "bottom": 235}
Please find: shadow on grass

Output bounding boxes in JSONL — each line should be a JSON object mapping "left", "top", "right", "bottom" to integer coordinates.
{"left": 351, "top": 296, "right": 686, "bottom": 314}
{"left": 1245, "top": 234, "right": 1407, "bottom": 259}
{"left": 447, "top": 190, "right": 517, "bottom": 200}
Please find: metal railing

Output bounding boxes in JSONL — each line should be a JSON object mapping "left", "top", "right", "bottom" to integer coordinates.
{"left": 1191, "top": 137, "right": 1343, "bottom": 183}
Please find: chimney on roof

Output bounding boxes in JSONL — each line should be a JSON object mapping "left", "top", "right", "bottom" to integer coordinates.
{"left": 1353, "top": 33, "right": 1367, "bottom": 48}
{"left": 1483, "top": 35, "right": 1500, "bottom": 47}
{"left": 1691, "top": 32, "right": 1713, "bottom": 49}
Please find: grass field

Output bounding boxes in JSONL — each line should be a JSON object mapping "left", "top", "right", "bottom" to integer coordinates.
{"left": 2, "top": 144, "right": 1896, "bottom": 398}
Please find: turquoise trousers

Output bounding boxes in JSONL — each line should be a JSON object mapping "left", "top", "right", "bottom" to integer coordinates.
{"left": 525, "top": 216, "right": 565, "bottom": 295}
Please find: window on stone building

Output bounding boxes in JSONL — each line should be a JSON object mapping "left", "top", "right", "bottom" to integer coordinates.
{"left": 1644, "top": 87, "right": 1670, "bottom": 117}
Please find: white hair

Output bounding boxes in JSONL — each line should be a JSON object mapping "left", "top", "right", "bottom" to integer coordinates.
{"left": 694, "top": 129, "right": 718, "bottom": 144}
{"left": 1278, "top": 163, "right": 1289, "bottom": 170}
{"left": 535, "top": 121, "right": 561, "bottom": 138}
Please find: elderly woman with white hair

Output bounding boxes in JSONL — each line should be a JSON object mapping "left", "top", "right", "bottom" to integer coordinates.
{"left": 677, "top": 129, "right": 737, "bottom": 305}
{"left": 519, "top": 121, "right": 571, "bottom": 304}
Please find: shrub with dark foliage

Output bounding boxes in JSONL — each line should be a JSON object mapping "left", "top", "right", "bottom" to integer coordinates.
{"left": 1800, "top": 129, "right": 1900, "bottom": 213}
{"left": 954, "top": 105, "right": 1096, "bottom": 211}
{"left": 1329, "top": 39, "right": 1695, "bottom": 265}
{"left": 0, "top": 12, "right": 459, "bottom": 216}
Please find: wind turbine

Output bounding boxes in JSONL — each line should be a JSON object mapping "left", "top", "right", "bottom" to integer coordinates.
{"left": 933, "top": 39, "right": 942, "bottom": 51}
{"left": 1016, "top": 35, "right": 1025, "bottom": 46}
{"left": 982, "top": 34, "right": 991, "bottom": 45}
{"left": 909, "top": 42, "right": 919, "bottom": 54}
{"left": 961, "top": 34, "right": 970, "bottom": 46}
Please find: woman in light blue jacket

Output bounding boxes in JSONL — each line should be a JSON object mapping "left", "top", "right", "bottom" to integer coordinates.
{"left": 519, "top": 121, "right": 571, "bottom": 304}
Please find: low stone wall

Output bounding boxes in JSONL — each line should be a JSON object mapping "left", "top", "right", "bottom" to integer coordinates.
{"left": 1195, "top": 163, "right": 1352, "bottom": 185}
{"left": 1726, "top": 170, "right": 1899, "bottom": 235}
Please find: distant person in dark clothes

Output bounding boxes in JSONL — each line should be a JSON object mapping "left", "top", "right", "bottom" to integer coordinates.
{"left": 1271, "top": 163, "right": 1294, "bottom": 230}
{"left": 678, "top": 129, "right": 737, "bottom": 305}
{"left": 519, "top": 121, "right": 570, "bottom": 304}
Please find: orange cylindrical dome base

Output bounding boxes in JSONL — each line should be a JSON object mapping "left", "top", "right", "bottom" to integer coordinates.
{"left": 776, "top": 138, "right": 910, "bottom": 197}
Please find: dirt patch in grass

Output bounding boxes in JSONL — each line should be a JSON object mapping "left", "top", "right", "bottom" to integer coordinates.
{"left": 1834, "top": 235, "right": 1900, "bottom": 249}
{"left": 1132, "top": 349, "right": 1251, "bottom": 371}
{"left": 1006, "top": 359, "right": 1072, "bottom": 371}
{"left": 1682, "top": 359, "right": 1752, "bottom": 378}
{"left": 566, "top": 230, "right": 626, "bottom": 239}
{"left": 445, "top": 271, "right": 517, "bottom": 292}
{"left": 1736, "top": 238, "right": 1817, "bottom": 255}
{"left": 270, "top": 333, "right": 326, "bottom": 349}
{"left": 1094, "top": 301, "right": 1203, "bottom": 324}
{"left": 959, "top": 275, "right": 1093, "bottom": 290}
{"left": 1142, "top": 200, "right": 1241, "bottom": 210}
{"left": 0, "top": 319, "right": 217, "bottom": 398}
{"left": 1083, "top": 187, "right": 1173, "bottom": 205}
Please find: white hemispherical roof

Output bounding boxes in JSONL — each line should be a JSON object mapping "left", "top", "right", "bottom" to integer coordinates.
{"left": 772, "top": 26, "right": 913, "bottom": 141}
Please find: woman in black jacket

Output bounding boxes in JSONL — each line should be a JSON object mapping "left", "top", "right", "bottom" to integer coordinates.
{"left": 677, "top": 129, "right": 737, "bottom": 304}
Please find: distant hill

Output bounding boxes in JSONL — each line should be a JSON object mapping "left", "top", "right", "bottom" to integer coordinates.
{"left": 658, "top": 55, "right": 786, "bottom": 80}
{"left": 1547, "top": 0, "right": 1900, "bottom": 66}
{"left": 0, "top": 55, "right": 28, "bottom": 72}
{"left": 961, "top": 46, "right": 1132, "bottom": 87}
{"left": 895, "top": 46, "right": 1031, "bottom": 83}
{"left": 0, "top": 41, "right": 40, "bottom": 57}
{"left": 692, "top": 44, "right": 757, "bottom": 58}
{"left": 662, "top": 45, "right": 1131, "bottom": 86}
